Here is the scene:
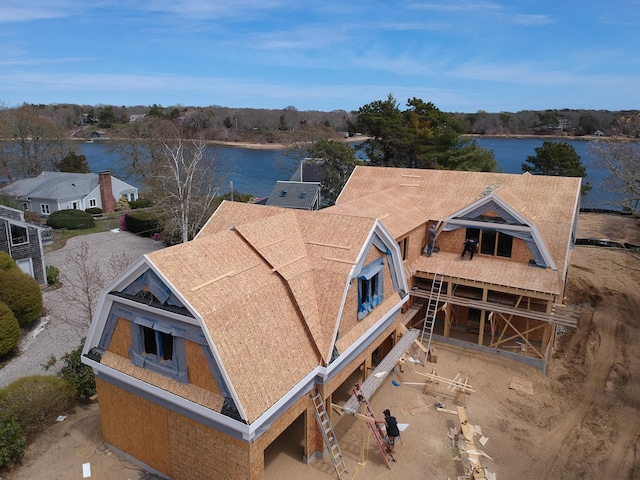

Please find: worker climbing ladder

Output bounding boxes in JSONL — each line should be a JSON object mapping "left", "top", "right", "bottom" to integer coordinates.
{"left": 419, "top": 273, "right": 444, "bottom": 361}
{"left": 352, "top": 384, "right": 395, "bottom": 468}
{"left": 310, "top": 391, "right": 347, "bottom": 479}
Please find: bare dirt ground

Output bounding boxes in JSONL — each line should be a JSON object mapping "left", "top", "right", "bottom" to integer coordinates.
{"left": 4, "top": 213, "right": 640, "bottom": 480}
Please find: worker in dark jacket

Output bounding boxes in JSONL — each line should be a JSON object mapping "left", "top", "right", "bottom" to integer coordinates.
{"left": 461, "top": 238, "right": 478, "bottom": 260}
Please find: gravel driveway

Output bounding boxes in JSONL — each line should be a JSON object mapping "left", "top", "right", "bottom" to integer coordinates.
{"left": 0, "top": 230, "right": 164, "bottom": 388}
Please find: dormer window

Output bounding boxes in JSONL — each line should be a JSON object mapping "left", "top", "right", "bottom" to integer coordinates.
{"left": 129, "top": 316, "right": 188, "bottom": 383}
{"left": 357, "top": 258, "right": 385, "bottom": 320}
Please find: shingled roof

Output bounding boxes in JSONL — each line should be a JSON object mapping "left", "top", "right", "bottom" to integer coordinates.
{"left": 142, "top": 201, "right": 396, "bottom": 422}
{"left": 330, "top": 166, "right": 581, "bottom": 292}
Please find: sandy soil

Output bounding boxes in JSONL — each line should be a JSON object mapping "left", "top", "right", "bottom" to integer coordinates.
{"left": 4, "top": 213, "right": 640, "bottom": 480}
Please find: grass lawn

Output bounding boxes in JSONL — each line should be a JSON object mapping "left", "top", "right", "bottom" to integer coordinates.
{"left": 45, "top": 216, "right": 121, "bottom": 253}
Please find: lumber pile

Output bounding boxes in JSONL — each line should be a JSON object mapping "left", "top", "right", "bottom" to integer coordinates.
{"left": 449, "top": 406, "right": 497, "bottom": 480}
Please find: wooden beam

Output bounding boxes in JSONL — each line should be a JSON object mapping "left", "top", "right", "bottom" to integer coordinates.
{"left": 307, "top": 241, "right": 352, "bottom": 250}
{"left": 271, "top": 255, "right": 305, "bottom": 272}
{"left": 321, "top": 256, "right": 357, "bottom": 264}
{"left": 414, "top": 371, "right": 475, "bottom": 393}
{"left": 191, "top": 271, "right": 233, "bottom": 291}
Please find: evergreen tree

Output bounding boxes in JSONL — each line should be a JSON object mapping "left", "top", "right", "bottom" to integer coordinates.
{"left": 307, "top": 139, "right": 363, "bottom": 205}
{"left": 356, "top": 95, "right": 496, "bottom": 171}
{"left": 56, "top": 152, "right": 90, "bottom": 173}
{"left": 522, "top": 141, "right": 591, "bottom": 194}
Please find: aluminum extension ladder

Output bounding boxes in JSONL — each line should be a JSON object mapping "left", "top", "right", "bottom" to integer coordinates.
{"left": 419, "top": 273, "right": 444, "bottom": 361}
{"left": 352, "top": 384, "right": 394, "bottom": 468}
{"left": 310, "top": 390, "right": 347, "bottom": 478}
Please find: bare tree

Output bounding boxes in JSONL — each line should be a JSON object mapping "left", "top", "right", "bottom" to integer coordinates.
{"left": 152, "top": 137, "right": 226, "bottom": 243}
{"left": 0, "top": 106, "right": 68, "bottom": 180}
{"left": 588, "top": 113, "right": 640, "bottom": 216}
{"left": 60, "top": 241, "right": 132, "bottom": 327}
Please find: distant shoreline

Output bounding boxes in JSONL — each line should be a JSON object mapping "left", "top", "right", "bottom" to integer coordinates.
{"left": 72, "top": 133, "right": 609, "bottom": 151}
{"left": 209, "top": 133, "right": 607, "bottom": 150}
{"left": 208, "top": 136, "right": 370, "bottom": 150}
{"left": 75, "top": 136, "right": 370, "bottom": 151}
{"left": 464, "top": 133, "right": 606, "bottom": 141}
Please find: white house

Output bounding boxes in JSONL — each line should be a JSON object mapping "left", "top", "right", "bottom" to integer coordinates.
{"left": 0, "top": 171, "right": 138, "bottom": 216}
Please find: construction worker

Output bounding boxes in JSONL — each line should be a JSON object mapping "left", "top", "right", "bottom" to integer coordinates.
{"left": 376, "top": 409, "right": 400, "bottom": 456}
{"left": 461, "top": 238, "right": 478, "bottom": 260}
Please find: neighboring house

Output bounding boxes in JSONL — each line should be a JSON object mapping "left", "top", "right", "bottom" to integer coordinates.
{"left": 81, "top": 166, "right": 582, "bottom": 479}
{"left": 91, "top": 130, "right": 108, "bottom": 139}
{"left": 265, "top": 181, "right": 321, "bottom": 210}
{"left": 290, "top": 158, "right": 325, "bottom": 183}
{"left": 0, "top": 171, "right": 138, "bottom": 216}
{"left": 288, "top": 158, "right": 337, "bottom": 208}
{"left": 0, "top": 205, "right": 52, "bottom": 285}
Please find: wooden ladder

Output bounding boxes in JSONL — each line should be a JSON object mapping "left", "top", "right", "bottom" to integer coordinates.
{"left": 352, "top": 384, "right": 394, "bottom": 468}
{"left": 419, "top": 273, "right": 444, "bottom": 361}
{"left": 310, "top": 391, "right": 347, "bottom": 479}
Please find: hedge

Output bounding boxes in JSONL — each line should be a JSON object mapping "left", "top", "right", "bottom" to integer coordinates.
{"left": 46, "top": 209, "right": 95, "bottom": 230}
{"left": 129, "top": 198, "right": 153, "bottom": 209}
{"left": 0, "top": 252, "right": 43, "bottom": 327}
{"left": 0, "top": 301, "right": 20, "bottom": 357}
{"left": 0, "top": 375, "right": 75, "bottom": 431}
{"left": 85, "top": 207, "right": 103, "bottom": 215}
{"left": 124, "top": 210, "right": 160, "bottom": 237}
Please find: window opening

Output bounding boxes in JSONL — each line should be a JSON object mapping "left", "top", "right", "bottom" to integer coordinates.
{"left": 467, "top": 227, "right": 513, "bottom": 259}
{"left": 41, "top": 204, "right": 50, "bottom": 215}
{"left": 480, "top": 229, "right": 497, "bottom": 255}
{"left": 10, "top": 224, "right": 28, "bottom": 245}
{"left": 398, "top": 237, "right": 408, "bottom": 260}
{"left": 142, "top": 325, "right": 173, "bottom": 361}
{"left": 496, "top": 232, "right": 513, "bottom": 257}
{"left": 357, "top": 259, "right": 384, "bottom": 319}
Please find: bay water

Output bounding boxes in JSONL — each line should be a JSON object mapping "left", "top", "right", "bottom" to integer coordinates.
{"left": 78, "top": 137, "right": 616, "bottom": 210}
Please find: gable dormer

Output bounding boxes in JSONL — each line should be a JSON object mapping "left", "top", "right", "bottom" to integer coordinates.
{"left": 442, "top": 192, "right": 556, "bottom": 270}
{"left": 84, "top": 258, "right": 248, "bottom": 424}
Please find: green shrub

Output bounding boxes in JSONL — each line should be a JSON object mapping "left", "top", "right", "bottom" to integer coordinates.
{"left": 129, "top": 198, "right": 152, "bottom": 209}
{"left": 0, "top": 302, "right": 20, "bottom": 357}
{"left": 0, "top": 375, "right": 75, "bottom": 431}
{"left": 124, "top": 210, "right": 160, "bottom": 237}
{"left": 85, "top": 207, "right": 103, "bottom": 215}
{"left": 46, "top": 265, "right": 60, "bottom": 285}
{"left": 0, "top": 412, "right": 26, "bottom": 468}
{"left": 0, "top": 253, "right": 43, "bottom": 327}
{"left": 46, "top": 209, "right": 95, "bottom": 230}
{"left": 57, "top": 340, "right": 96, "bottom": 400}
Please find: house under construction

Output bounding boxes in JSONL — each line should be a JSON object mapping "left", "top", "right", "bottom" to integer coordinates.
{"left": 82, "top": 166, "right": 582, "bottom": 479}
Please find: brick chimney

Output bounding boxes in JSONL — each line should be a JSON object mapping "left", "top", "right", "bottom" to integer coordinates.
{"left": 99, "top": 171, "right": 116, "bottom": 213}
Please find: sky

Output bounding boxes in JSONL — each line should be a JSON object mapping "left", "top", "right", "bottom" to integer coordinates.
{"left": 1, "top": 1, "right": 639, "bottom": 113}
